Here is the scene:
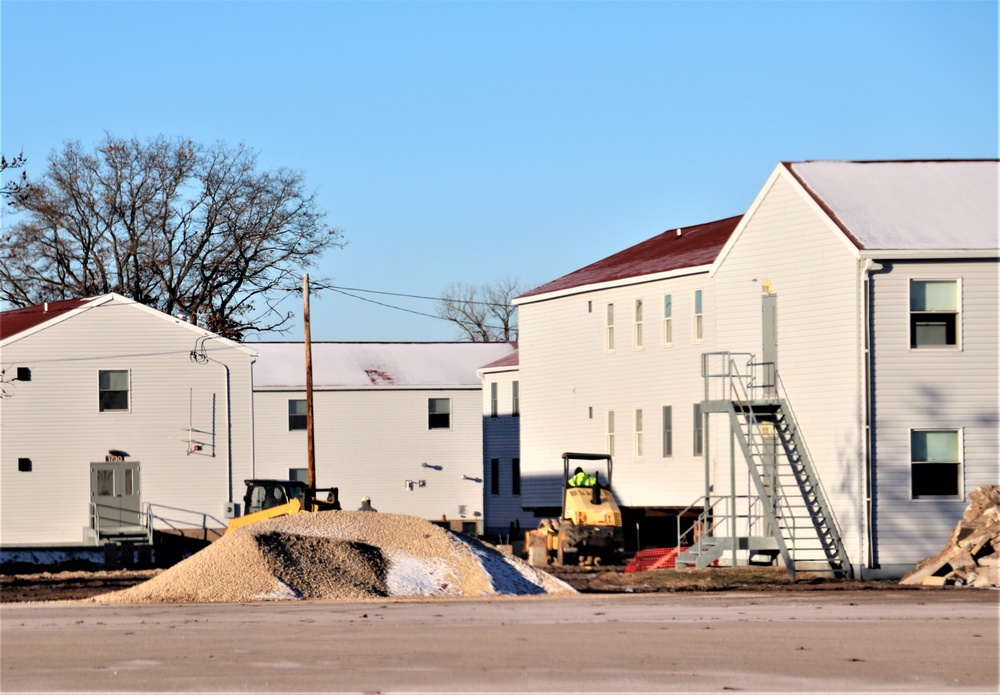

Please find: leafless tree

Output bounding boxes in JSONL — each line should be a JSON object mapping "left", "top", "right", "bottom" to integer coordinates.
{"left": 437, "top": 275, "right": 521, "bottom": 342}
{"left": 1, "top": 135, "right": 343, "bottom": 339}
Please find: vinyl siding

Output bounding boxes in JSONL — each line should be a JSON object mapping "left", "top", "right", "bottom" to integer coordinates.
{"left": 870, "top": 258, "right": 1000, "bottom": 566}
{"left": 481, "top": 369, "right": 534, "bottom": 534}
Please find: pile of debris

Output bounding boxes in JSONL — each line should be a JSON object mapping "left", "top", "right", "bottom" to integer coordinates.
{"left": 91, "top": 512, "right": 574, "bottom": 603}
{"left": 900, "top": 485, "right": 1000, "bottom": 588}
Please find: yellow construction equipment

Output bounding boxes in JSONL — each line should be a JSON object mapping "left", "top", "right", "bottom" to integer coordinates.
{"left": 225, "top": 479, "right": 341, "bottom": 534}
{"left": 525, "top": 453, "right": 623, "bottom": 567}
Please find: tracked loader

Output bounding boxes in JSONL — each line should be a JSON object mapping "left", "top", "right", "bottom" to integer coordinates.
{"left": 225, "top": 479, "right": 341, "bottom": 534}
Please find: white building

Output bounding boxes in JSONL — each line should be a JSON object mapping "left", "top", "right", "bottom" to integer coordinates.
{"left": 0, "top": 294, "right": 256, "bottom": 547}
{"left": 249, "top": 341, "right": 516, "bottom": 534}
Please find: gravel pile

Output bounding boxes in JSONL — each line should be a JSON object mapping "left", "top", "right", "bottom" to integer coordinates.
{"left": 91, "top": 512, "right": 574, "bottom": 603}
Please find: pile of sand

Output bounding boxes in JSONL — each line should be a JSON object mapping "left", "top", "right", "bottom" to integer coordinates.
{"left": 91, "top": 512, "right": 573, "bottom": 603}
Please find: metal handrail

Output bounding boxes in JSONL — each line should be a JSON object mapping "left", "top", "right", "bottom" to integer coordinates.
{"left": 675, "top": 494, "right": 768, "bottom": 556}
{"left": 144, "top": 502, "right": 228, "bottom": 535}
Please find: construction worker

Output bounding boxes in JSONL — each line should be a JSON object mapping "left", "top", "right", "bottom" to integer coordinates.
{"left": 568, "top": 467, "right": 597, "bottom": 488}
{"left": 358, "top": 496, "right": 377, "bottom": 512}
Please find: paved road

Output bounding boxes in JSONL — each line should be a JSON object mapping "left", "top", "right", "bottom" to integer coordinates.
{"left": 2, "top": 591, "right": 997, "bottom": 693}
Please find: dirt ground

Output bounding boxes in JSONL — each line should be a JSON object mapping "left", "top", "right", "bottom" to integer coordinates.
{"left": 0, "top": 564, "right": 911, "bottom": 603}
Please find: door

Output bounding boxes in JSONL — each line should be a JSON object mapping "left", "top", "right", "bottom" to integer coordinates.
{"left": 90, "top": 461, "right": 141, "bottom": 531}
{"left": 762, "top": 293, "right": 778, "bottom": 397}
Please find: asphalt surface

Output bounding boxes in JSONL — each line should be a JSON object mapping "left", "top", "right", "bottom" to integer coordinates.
{"left": 1, "top": 590, "right": 997, "bottom": 693}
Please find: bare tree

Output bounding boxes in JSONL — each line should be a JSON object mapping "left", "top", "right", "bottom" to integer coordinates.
{"left": 1, "top": 134, "right": 343, "bottom": 339}
{"left": 437, "top": 275, "right": 521, "bottom": 342}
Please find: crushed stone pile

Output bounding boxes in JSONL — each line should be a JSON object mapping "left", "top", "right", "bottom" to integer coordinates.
{"left": 900, "top": 485, "right": 1000, "bottom": 588}
{"left": 91, "top": 512, "right": 574, "bottom": 603}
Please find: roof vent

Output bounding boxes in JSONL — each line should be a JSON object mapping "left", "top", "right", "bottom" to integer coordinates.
{"left": 676, "top": 228, "right": 682, "bottom": 237}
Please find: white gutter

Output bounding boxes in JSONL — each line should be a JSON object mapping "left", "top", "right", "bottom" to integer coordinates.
{"left": 858, "top": 249, "right": 998, "bottom": 260}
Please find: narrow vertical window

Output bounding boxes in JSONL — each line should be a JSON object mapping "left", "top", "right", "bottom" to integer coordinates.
{"left": 693, "top": 289, "right": 704, "bottom": 342}
{"left": 288, "top": 399, "right": 307, "bottom": 430}
{"left": 429, "top": 398, "right": 451, "bottom": 429}
{"left": 910, "top": 280, "right": 959, "bottom": 348}
{"left": 663, "top": 294, "right": 673, "bottom": 346}
{"left": 634, "top": 299, "right": 643, "bottom": 349}
{"left": 490, "top": 382, "right": 498, "bottom": 418}
{"left": 606, "top": 410, "right": 615, "bottom": 456}
{"left": 98, "top": 369, "right": 130, "bottom": 412}
{"left": 634, "top": 408, "right": 643, "bottom": 459}
{"left": 693, "top": 403, "right": 704, "bottom": 456}
{"left": 606, "top": 304, "right": 615, "bottom": 352}
{"left": 512, "top": 458, "right": 521, "bottom": 495}
{"left": 490, "top": 458, "right": 500, "bottom": 495}
{"left": 662, "top": 405, "right": 673, "bottom": 458}
{"left": 512, "top": 381, "right": 520, "bottom": 417}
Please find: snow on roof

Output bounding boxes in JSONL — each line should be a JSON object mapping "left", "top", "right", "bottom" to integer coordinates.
{"left": 0, "top": 297, "right": 97, "bottom": 340}
{"left": 786, "top": 161, "right": 999, "bottom": 250}
{"left": 517, "top": 216, "right": 741, "bottom": 300}
{"left": 249, "top": 342, "right": 518, "bottom": 388}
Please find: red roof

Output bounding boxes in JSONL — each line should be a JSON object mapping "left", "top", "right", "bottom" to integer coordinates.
{"left": 517, "top": 215, "right": 741, "bottom": 300}
{"left": 0, "top": 297, "right": 96, "bottom": 340}
{"left": 480, "top": 347, "right": 519, "bottom": 370}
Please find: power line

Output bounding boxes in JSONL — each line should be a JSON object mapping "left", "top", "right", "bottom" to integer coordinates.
{"left": 327, "top": 285, "right": 510, "bottom": 308}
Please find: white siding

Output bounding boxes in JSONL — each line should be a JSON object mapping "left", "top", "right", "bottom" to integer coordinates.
{"left": 870, "top": 259, "right": 1000, "bottom": 566}
{"left": 481, "top": 369, "right": 533, "bottom": 535}
{"left": 0, "top": 299, "right": 255, "bottom": 545}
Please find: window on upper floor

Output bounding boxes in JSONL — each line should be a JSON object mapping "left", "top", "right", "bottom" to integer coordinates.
{"left": 429, "top": 398, "right": 451, "bottom": 429}
{"left": 634, "top": 299, "right": 643, "bottom": 350}
{"left": 512, "top": 457, "right": 521, "bottom": 495}
{"left": 634, "top": 408, "right": 643, "bottom": 459}
{"left": 606, "top": 410, "right": 615, "bottom": 457}
{"left": 662, "top": 294, "right": 673, "bottom": 346}
{"left": 490, "top": 382, "right": 498, "bottom": 418}
{"left": 98, "top": 370, "right": 130, "bottom": 412}
{"left": 911, "top": 429, "right": 962, "bottom": 499}
{"left": 512, "top": 381, "right": 520, "bottom": 417}
{"left": 910, "top": 279, "right": 960, "bottom": 349}
{"left": 288, "top": 399, "right": 307, "bottom": 430}
{"left": 662, "top": 405, "right": 673, "bottom": 458}
{"left": 606, "top": 303, "right": 615, "bottom": 352}
{"left": 693, "top": 289, "right": 704, "bottom": 342}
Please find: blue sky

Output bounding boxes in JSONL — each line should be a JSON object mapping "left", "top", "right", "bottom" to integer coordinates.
{"left": 2, "top": 1, "right": 997, "bottom": 341}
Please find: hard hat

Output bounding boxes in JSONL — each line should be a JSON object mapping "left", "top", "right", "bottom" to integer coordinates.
{"left": 362, "top": 497, "right": 371, "bottom": 504}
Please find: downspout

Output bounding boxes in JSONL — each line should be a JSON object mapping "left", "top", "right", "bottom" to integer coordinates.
{"left": 862, "top": 259, "right": 889, "bottom": 574}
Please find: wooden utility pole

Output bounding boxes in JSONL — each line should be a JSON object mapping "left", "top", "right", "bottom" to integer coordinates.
{"left": 303, "top": 274, "right": 316, "bottom": 488}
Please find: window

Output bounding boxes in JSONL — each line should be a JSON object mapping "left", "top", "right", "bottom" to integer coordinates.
{"left": 693, "top": 403, "right": 704, "bottom": 456}
{"left": 429, "top": 398, "right": 451, "bottom": 429}
{"left": 490, "top": 383, "right": 498, "bottom": 418}
{"left": 662, "top": 406, "right": 673, "bottom": 458}
{"left": 634, "top": 299, "right": 643, "bottom": 349}
{"left": 606, "top": 410, "right": 615, "bottom": 456}
{"left": 512, "top": 381, "right": 520, "bottom": 417}
{"left": 288, "top": 399, "right": 307, "bottom": 430}
{"left": 98, "top": 370, "right": 130, "bottom": 412}
{"left": 910, "top": 280, "right": 959, "bottom": 348}
{"left": 911, "top": 429, "right": 962, "bottom": 499}
{"left": 490, "top": 458, "right": 500, "bottom": 495}
{"left": 96, "top": 469, "right": 114, "bottom": 496}
{"left": 606, "top": 304, "right": 615, "bottom": 352}
{"left": 693, "top": 290, "right": 704, "bottom": 342}
{"left": 289, "top": 468, "right": 308, "bottom": 483}
{"left": 634, "top": 408, "right": 643, "bottom": 459}
{"left": 663, "top": 294, "right": 673, "bottom": 346}
{"left": 512, "top": 458, "right": 521, "bottom": 495}
{"left": 18, "top": 458, "right": 32, "bottom": 473}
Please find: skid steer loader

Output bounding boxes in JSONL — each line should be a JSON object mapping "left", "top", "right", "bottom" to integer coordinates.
{"left": 225, "top": 479, "right": 341, "bottom": 534}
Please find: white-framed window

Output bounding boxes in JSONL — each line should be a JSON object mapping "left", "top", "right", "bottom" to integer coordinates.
{"left": 99, "top": 369, "right": 130, "bottom": 412}
{"left": 910, "top": 279, "right": 960, "bottom": 349}
{"left": 606, "top": 410, "right": 615, "bottom": 457}
{"left": 429, "top": 398, "right": 451, "bottom": 429}
{"left": 662, "top": 405, "right": 673, "bottom": 458}
{"left": 662, "top": 294, "right": 673, "bottom": 346}
{"left": 288, "top": 399, "right": 307, "bottom": 430}
{"left": 634, "top": 408, "right": 643, "bottom": 459}
{"left": 634, "top": 299, "right": 643, "bottom": 350}
{"left": 512, "top": 380, "right": 520, "bottom": 417}
{"left": 693, "top": 403, "right": 704, "bottom": 456}
{"left": 606, "top": 303, "right": 615, "bottom": 352}
{"left": 693, "top": 289, "right": 704, "bottom": 342}
{"left": 911, "top": 429, "right": 962, "bottom": 499}
{"left": 490, "top": 382, "right": 498, "bottom": 418}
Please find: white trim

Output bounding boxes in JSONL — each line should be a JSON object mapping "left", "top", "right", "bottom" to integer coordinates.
{"left": 907, "top": 277, "right": 962, "bottom": 351}
{"left": 908, "top": 427, "right": 964, "bottom": 502}
{"left": 860, "top": 249, "right": 999, "bottom": 260}
{"left": 514, "top": 265, "right": 713, "bottom": 305}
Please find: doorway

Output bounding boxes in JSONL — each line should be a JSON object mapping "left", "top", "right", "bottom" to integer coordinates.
{"left": 90, "top": 461, "right": 141, "bottom": 532}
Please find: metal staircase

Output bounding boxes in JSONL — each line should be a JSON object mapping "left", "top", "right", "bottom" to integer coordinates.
{"left": 675, "top": 353, "right": 853, "bottom": 581}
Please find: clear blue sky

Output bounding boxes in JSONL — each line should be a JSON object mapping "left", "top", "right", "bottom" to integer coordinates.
{"left": 2, "top": 1, "right": 997, "bottom": 342}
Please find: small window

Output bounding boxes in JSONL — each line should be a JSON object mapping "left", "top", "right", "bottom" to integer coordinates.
{"left": 911, "top": 429, "right": 962, "bottom": 499}
{"left": 98, "top": 370, "right": 130, "bottom": 412}
{"left": 288, "top": 399, "right": 307, "bottom": 430}
{"left": 693, "top": 403, "right": 704, "bottom": 456}
{"left": 124, "top": 468, "right": 135, "bottom": 496}
{"left": 18, "top": 458, "right": 32, "bottom": 473}
{"left": 429, "top": 398, "right": 451, "bottom": 429}
{"left": 512, "top": 457, "right": 521, "bottom": 495}
{"left": 663, "top": 295, "right": 673, "bottom": 346}
{"left": 490, "top": 458, "right": 500, "bottom": 495}
{"left": 512, "top": 381, "right": 520, "bottom": 417}
{"left": 634, "top": 299, "right": 643, "bottom": 349}
{"left": 910, "top": 280, "right": 959, "bottom": 348}
{"left": 16, "top": 367, "right": 31, "bottom": 382}
{"left": 662, "top": 406, "right": 673, "bottom": 458}
{"left": 490, "top": 383, "right": 498, "bottom": 419}
{"left": 606, "top": 410, "right": 615, "bottom": 457}
{"left": 289, "top": 468, "right": 308, "bottom": 483}
{"left": 693, "top": 290, "right": 704, "bottom": 342}
{"left": 634, "top": 408, "right": 644, "bottom": 459}
{"left": 606, "top": 304, "right": 615, "bottom": 352}
{"left": 96, "top": 469, "right": 115, "bottom": 496}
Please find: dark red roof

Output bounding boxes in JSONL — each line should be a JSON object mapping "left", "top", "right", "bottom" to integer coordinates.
{"left": 518, "top": 216, "right": 741, "bottom": 300}
{"left": 0, "top": 297, "right": 95, "bottom": 340}
{"left": 480, "top": 348, "right": 519, "bottom": 370}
